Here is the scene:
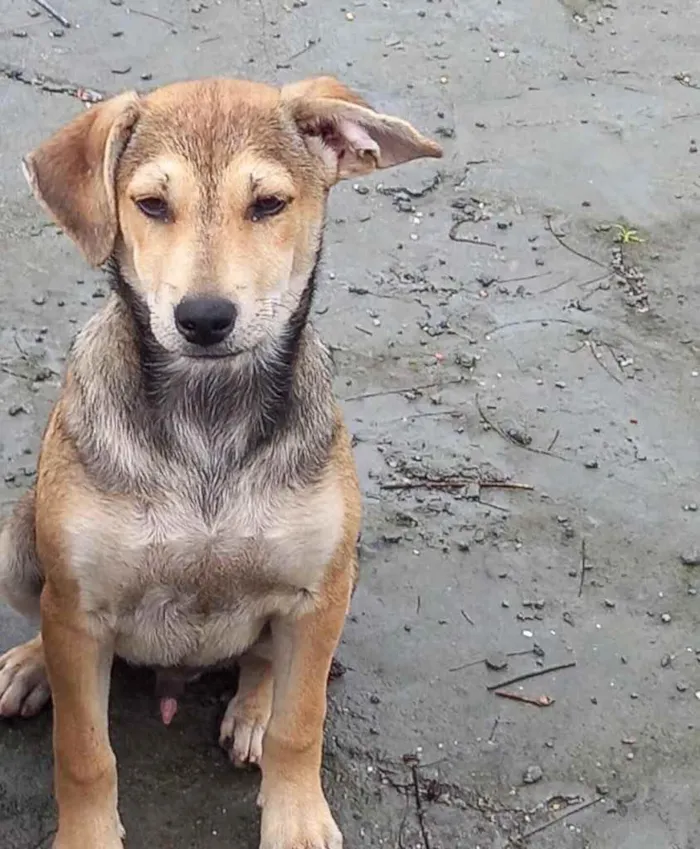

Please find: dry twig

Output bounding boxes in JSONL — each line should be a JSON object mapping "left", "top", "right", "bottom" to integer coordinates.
{"left": 520, "top": 796, "right": 604, "bottom": 839}
{"left": 578, "top": 538, "right": 588, "bottom": 597}
{"left": 486, "top": 660, "right": 576, "bottom": 691}
{"left": 476, "top": 394, "right": 568, "bottom": 461}
{"left": 344, "top": 378, "right": 464, "bottom": 403}
{"left": 493, "top": 691, "right": 555, "bottom": 707}
{"left": 380, "top": 479, "right": 533, "bottom": 492}
{"left": 33, "top": 0, "right": 70, "bottom": 26}
{"left": 545, "top": 216, "right": 607, "bottom": 269}
{"left": 449, "top": 220, "right": 497, "bottom": 247}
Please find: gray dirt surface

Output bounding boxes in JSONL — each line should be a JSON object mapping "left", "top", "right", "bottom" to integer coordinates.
{"left": 1, "top": 0, "right": 699, "bottom": 847}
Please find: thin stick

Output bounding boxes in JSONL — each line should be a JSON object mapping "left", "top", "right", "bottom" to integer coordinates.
{"left": 380, "top": 410, "right": 461, "bottom": 425}
{"left": 493, "top": 691, "right": 555, "bottom": 707}
{"left": 482, "top": 481, "right": 535, "bottom": 491}
{"left": 0, "top": 64, "right": 105, "bottom": 103}
{"left": 579, "top": 271, "right": 612, "bottom": 288}
{"left": 520, "top": 796, "right": 604, "bottom": 840}
{"left": 449, "top": 657, "right": 485, "bottom": 672}
{"left": 484, "top": 317, "right": 577, "bottom": 336}
{"left": 33, "top": 0, "right": 71, "bottom": 27}
{"left": 380, "top": 479, "right": 534, "bottom": 492}
{"left": 411, "top": 765, "right": 433, "bottom": 849}
{"left": 545, "top": 216, "right": 607, "bottom": 269}
{"left": 477, "top": 499, "right": 510, "bottom": 513}
{"left": 127, "top": 7, "right": 177, "bottom": 27}
{"left": 538, "top": 274, "right": 575, "bottom": 295}
{"left": 397, "top": 791, "right": 412, "bottom": 849}
{"left": 1, "top": 366, "right": 29, "bottom": 381}
{"left": 285, "top": 37, "right": 319, "bottom": 62}
{"left": 449, "top": 220, "right": 497, "bottom": 247}
{"left": 588, "top": 341, "right": 623, "bottom": 385}
{"left": 460, "top": 609, "right": 474, "bottom": 626}
{"left": 344, "top": 378, "right": 464, "bottom": 403}
{"left": 486, "top": 660, "right": 577, "bottom": 691}
{"left": 449, "top": 647, "right": 535, "bottom": 673}
{"left": 476, "top": 394, "right": 568, "bottom": 461}
{"left": 578, "top": 538, "right": 587, "bottom": 597}
{"left": 500, "top": 271, "right": 552, "bottom": 284}
{"left": 547, "top": 429, "right": 560, "bottom": 452}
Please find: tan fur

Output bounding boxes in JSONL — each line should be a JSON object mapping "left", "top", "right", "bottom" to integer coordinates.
{"left": 0, "top": 76, "right": 440, "bottom": 849}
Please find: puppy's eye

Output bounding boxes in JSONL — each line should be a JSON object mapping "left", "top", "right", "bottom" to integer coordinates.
{"left": 135, "top": 197, "right": 170, "bottom": 221}
{"left": 250, "top": 196, "right": 287, "bottom": 222}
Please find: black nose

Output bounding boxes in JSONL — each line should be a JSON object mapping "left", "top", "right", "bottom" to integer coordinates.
{"left": 174, "top": 297, "right": 237, "bottom": 347}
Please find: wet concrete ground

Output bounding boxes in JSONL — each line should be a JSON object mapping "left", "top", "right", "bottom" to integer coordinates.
{"left": 1, "top": 0, "right": 699, "bottom": 847}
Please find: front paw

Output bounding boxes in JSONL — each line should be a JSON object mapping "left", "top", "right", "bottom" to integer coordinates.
{"left": 259, "top": 788, "right": 342, "bottom": 849}
{"left": 53, "top": 811, "right": 124, "bottom": 849}
{"left": 54, "top": 834, "right": 123, "bottom": 849}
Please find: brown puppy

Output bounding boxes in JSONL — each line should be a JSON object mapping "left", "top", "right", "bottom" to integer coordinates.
{"left": 0, "top": 77, "right": 441, "bottom": 849}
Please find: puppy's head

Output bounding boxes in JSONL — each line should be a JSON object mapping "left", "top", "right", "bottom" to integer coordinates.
{"left": 23, "top": 78, "right": 441, "bottom": 358}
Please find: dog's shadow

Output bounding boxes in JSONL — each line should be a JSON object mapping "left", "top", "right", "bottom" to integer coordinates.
{"left": 0, "top": 660, "right": 263, "bottom": 849}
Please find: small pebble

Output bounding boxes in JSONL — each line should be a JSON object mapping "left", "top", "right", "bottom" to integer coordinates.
{"left": 676, "top": 681, "right": 689, "bottom": 693}
{"left": 485, "top": 653, "right": 508, "bottom": 671}
{"left": 660, "top": 613, "right": 672, "bottom": 624}
{"left": 680, "top": 550, "right": 700, "bottom": 566}
{"left": 522, "top": 765, "right": 543, "bottom": 784}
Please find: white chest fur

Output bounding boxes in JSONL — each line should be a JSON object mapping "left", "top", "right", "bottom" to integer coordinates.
{"left": 63, "top": 472, "right": 345, "bottom": 668}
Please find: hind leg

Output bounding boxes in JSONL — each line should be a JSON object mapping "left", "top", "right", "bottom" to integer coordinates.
{"left": 0, "top": 488, "right": 49, "bottom": 718}
{"left": 0, "top": 634, "right": 50, "bottom": 717}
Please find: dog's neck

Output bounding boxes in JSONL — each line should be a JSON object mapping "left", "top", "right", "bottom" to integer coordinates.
{"left": 107, "top": 259, "right": 316, "bottom": 449}
{"left": 63, "top": 262, "right": 336, "bottom": 498}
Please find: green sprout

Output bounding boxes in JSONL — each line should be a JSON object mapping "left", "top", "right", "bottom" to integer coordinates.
{"left": 614, "top": 223, "right": 646, "bottom": 244}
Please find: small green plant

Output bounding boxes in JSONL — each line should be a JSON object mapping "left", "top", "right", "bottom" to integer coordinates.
{"left": 614, "top": 223, "right": 645, "bottom": 244}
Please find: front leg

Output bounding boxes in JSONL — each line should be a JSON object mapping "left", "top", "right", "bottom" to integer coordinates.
{"left": 41, "top": 583, "right": 122, "bottom": 849}
{"left": 259, "top": 557, "right": 353, "bottom": 849}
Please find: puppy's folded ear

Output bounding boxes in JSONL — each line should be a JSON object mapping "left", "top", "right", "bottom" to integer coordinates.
{"left": 22, "top": 92, "right": 140, "bottom": 266}
{"left": 282, "top": 77, "right": 442, "bottom": 184}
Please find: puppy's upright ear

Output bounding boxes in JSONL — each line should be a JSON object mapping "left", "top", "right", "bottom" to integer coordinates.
{"left": 282, "top": 76, "right": 442, "bottom": 184}
{"left": 22, "top": 92, "right": 140, "bottom": 266}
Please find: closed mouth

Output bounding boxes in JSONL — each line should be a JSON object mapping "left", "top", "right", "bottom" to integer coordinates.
{"left": 182, "top": 350, "right": 239, "bottom": 360}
